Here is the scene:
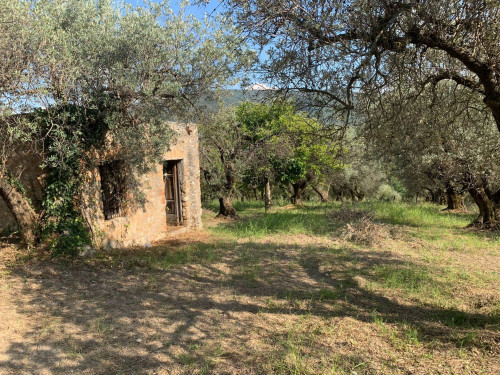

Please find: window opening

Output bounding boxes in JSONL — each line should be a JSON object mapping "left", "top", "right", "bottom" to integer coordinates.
{"left": 99, "top": 160, "right": 125, "bottom": 220}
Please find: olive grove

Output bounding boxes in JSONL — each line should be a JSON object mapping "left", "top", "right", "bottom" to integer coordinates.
{"left": 199, "top": 100, "right": 339, "bottom": 217}
{"left": 218, "top": 0, "right": 500, "bottom": 225}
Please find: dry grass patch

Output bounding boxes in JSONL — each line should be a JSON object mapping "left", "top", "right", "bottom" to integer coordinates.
{"left": 328, "top": 206, "right": 373, "bottom": 223}
{"left": 328, "top": 207, "right": 400, "bottom": 247}
{"left": 341, "top": 217, "right": 396, "bottom": 246}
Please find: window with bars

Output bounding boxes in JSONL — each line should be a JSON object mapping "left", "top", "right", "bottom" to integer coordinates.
{"left": 99, "top": 160, "right": 125, "bottom": 220}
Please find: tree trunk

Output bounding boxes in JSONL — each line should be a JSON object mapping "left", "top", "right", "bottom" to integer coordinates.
{"left": 216, "top": 153, "right": 239, "bottom": 218}
{"left": 356, "top": 191, "right": 365, "bottom": 201}
{"left": 290, "top": 180, "right": 307, "bottom": 205}
{"left": 216, "top": 196, "right": 239, "bottom": 218}
{"left": 312, "top": 185, "right": 330, "bottom": 202}
{"left": 264, "top": 179, "right": 272, "bottom": 212}
{"left": 429, "top": 188, "right": 446, "bottom": 205}
{"left": 446, "top": 192, "right": 465, "bottom": 210}
{"left": 349, "top": 189, "right": 356, "bottom": 202}
{"left": 333, "top": 189, "right": 344, "bottom": 201}
{"left": 483, "top": 94, "right": 500, "bottom": 133}
{"left": 468, "top": 188, "right": 499, "bottom": 227}
{"left": 0, "top": 177, "right": 38, "bottom": 244}
{"left": 444, "top": 183, "right": 466, "bottom": 211}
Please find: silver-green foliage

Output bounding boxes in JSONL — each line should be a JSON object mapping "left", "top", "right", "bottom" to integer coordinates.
{"left": 363, "top": 82, "right": 500, "bottom": 195}
{"left": 18, "top": 0, "right": 253, "bottom": 170}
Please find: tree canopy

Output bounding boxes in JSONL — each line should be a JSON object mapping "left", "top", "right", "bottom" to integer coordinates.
{"left": 223, "top": 0, "right": 500, "bottom": 133}
{"left": 199, "top": 99, "right": 339, "bottom": 215}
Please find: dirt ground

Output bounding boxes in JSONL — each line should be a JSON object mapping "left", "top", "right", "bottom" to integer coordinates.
{"left": 0, "top": 212, "right": 499, "bottom": 374}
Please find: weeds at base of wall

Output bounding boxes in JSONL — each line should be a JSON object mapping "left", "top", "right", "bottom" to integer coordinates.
{"left": 40, "top": 217, "right": 91, "bottom": 257}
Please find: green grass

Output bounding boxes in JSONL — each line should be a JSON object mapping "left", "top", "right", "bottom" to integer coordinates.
{"left": 354, "top": 201, "right": 476, "bottom": 228}
{"left": 208, "top": 203, "right": 332, "bottom": 238}
{"left": 205, "top": 199, "right": 487, "bottom": 238}
{"left": 203, "top": 199, "right": 294, "bottom": 213}
{"left": 338, "top": 201, "right": 499, "bottom": 252}
{"left": 372, "top": 263, "right": 452, "bottom": 300}
{"left": 202, "top": 200, "right": 498, "bottom": 311}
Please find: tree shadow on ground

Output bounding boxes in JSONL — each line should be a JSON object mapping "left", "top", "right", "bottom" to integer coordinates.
{"left": 0, "top": 236, "right": 498, "bottom": 374}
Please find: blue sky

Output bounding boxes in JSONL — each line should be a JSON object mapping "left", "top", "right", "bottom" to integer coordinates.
{"left": 123, "top": 1, "right": 269, "bottom": 88}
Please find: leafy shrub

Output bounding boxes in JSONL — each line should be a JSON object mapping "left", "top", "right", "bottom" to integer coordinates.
{"left": 376, "top": 184, "right": 402, "bottom": 202}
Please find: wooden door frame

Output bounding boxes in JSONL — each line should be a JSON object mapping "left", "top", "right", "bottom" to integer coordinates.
{"left": 164, "top": 160, "right": 183, "bottom": 225}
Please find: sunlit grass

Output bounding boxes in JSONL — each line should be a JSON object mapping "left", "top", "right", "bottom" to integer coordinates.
{"left": 356, "top": 201, "right": 476, "bottom": 228}
{"left": 371, "top": 263, "right": 452, "bottom": 300}
{"left": 211, "top": 205, "right": 332, "bottom": 238}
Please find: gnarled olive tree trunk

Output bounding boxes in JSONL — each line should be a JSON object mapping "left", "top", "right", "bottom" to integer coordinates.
{"left": 312, "top": 184, "right": 330, "bottom": 202}
{"left": 332, "top": 188, "right": 344, "bottom": 201}
{"left": 290, "top": 180, "right": 307, "bottom": 205}
{"left": 444, "top": 183, "right": 466, "bottom": 211}
{"left": 217, "top": 196, "right": 239, "bottom": 218}
{"left": 216, "top": 155, "right": 239, "bottom": 219}
{"left": 466, "top": 176, "right": 500, "bottom": 227}
{"left": 468, "top": 187, "right": 500, "bottom": 227}
{"left": 0, "top": 178, "right": 38, "bottom": 244}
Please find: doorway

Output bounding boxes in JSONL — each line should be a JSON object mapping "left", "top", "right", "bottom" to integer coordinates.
{"left": 163, "top": 160, "right": 183, "bottom": 225}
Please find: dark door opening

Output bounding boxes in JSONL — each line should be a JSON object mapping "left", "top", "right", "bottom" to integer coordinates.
{"left": 164, "top": 160, "right": 183, "bottom": 225}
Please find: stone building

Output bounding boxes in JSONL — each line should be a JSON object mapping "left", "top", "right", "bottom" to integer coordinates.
{"left": 0, "top": 122, "right": 203, "bottom": 248}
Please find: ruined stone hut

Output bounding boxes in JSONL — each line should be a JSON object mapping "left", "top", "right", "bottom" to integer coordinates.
{"left": 0, "top": 122, "right": 202, "bottom": 248}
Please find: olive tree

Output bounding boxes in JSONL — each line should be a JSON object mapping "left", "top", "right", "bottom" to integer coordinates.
{"left": 199, "top": 105, "right": 244, "bottom": 218}
{"left": 223, "top": 0, "right": 500, "bottom": 134}
{"left": 329, "top": 135, "right": 387, "bottom": 202}
{"left": 363, "top": 82, "right": 500, "bottom": 224}
{"left": 0, "top": 0, "right": 254, "bottom": 244}
{"left": 218, "top": 0, "right": 500, "bottom": 225}
{"left": 199, "top": 99, "right": 339, "bottom": 215}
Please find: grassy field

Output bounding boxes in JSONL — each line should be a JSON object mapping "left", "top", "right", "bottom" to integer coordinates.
{"left": 0, "top": 201, "right": 499, "bottom": 374}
